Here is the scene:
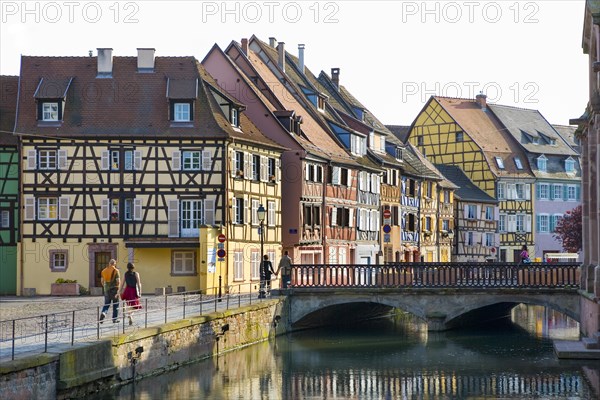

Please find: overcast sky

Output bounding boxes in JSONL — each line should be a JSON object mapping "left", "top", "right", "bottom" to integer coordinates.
{"left": 0, "top": 0, "right": 588, "bottom": 126}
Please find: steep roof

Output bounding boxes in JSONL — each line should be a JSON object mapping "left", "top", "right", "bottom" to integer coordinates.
{"left": 436, "top": 164, "right": 497, "bottom": 203}
{"left": 433, "top": 96, "right": 533, "bottom": 179}
{"left": 14, "top": 54, "right": 284, "bottom": 151}
{"left": 386, "top": 125, "right": 411, "bottom": 143}
{"left": 552, "top": 124, "right": 580, "bottom": 154}
{"left": 0, "top": 75, "right": 18, "bottom": 145}
{"left": 488, "top": 104, "right": 577, "bottom": 157}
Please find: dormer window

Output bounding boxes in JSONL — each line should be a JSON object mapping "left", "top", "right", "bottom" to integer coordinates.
{"left": 514, "top": 157, "right": 523, "bottom": 170}
{"left": 379, "top": 136, "right": 386, "bottom": 153}
{"left": 174, "top": 103, "right": 191, "bottom": 122}
{"left": 231, "top": 108, "right": 239, "bottom": 127}
{"left": 565, "top": 157, "right": 575, "bottom": 173}
{"left": 317, "top": 96, "right": 325, "bottom": 112}
{"left": 455, "top": 131, "right": 464, "bottom": 142}
{"left": 548, "top": 138, "right": 556, "bottom": 145}
{"left": 495, "top": 157, "right": 505, "bottom": 169}
{"left": 395, "top": 147, "right": 403, "bottom": 161}
{"left": 42, "top": 102, "right": 59, "bottom": 121}
{"left": 537, "top": 155, "right": 547, "bottom": 172}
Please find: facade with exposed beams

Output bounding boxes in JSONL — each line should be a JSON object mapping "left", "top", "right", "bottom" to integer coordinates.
{"left": 15, "top": 49, "right": 283, "bottom": 295}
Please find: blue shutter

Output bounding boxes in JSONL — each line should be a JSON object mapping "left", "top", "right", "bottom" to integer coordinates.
{"left": 549, "top": 185, "right": 554, "bottom": 200}
{"left": 576, "top": 185, "right": 581, "bottom": 201}
{"left": 550, "top": 216, "right": 555, "bottom": 232}
{"left": 563, "top": 185, "right": 568, "bottom": 201}
{"left": 536, "top": 215, "right": 541, "bottom": 233}
{"left": 536, "top": 184, "right": 540, "bottom": 199}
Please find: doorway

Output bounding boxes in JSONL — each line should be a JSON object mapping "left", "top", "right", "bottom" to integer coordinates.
{"left": 94, "top": 252, "right": 111, "bottom": 287}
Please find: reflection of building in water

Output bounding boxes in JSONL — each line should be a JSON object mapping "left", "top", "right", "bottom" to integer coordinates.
{"left": 288, "top": 370, "right": 587, "bottom": 398}
{"left": 511, "top": 304, "right": 579, "bottom": 340}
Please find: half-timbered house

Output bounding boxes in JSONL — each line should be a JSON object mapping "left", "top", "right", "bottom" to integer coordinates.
{"left": 16, "top": 49, "right": 283, "bottom": 295}
{"left": 407, "top": 95, "right": 535, "bottom": 262}
{"left": 0, "top": 75, "right": 19, "bottom": 294}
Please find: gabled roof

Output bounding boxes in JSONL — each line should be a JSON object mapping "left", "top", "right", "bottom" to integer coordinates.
{"left": 552, "top": 124, "right": 580, "bottom": 154}
{"left": 0, "top": 75, "right": 18, "bottom": 145}
{"left": 431, "top": 96, "right": 533, "bottom": 179}
{"left": 386, "top": 125, "right": 411, "bottom": 143}
{"left": 436, "top": 164, "right": 497, "bottom": 203}
{"left": 14, "top": 54, "right": 283, "bottom": 150}
{"left": 407, "top": 144, "right": 458, "bottom": 188}
{"left": 487, "top": 104, "right": 577, "bottom": 156}
{"left": 403, "top": 144, "right": 443, "bottom": 180}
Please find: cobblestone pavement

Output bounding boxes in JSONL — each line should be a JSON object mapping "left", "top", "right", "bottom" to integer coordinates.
{"left": 0, "top": 296, "right": 106, "bottom": 321}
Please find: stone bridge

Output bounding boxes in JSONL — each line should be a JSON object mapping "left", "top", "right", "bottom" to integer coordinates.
{"left": 280, "top": 262, "right": 581, "bottom": 331}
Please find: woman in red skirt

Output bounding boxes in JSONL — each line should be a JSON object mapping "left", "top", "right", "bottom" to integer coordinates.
{"left": 120, "top": 262, "right": 142, "bottom": 325}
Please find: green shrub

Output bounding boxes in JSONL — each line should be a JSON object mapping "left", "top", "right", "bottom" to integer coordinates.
{"left": 55, "top": 278, "right": 78, "bottom": 284}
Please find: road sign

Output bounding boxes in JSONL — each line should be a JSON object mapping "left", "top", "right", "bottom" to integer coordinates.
{"left": 217, "top": 249, "right": 226, "bottom": 258}
{"left": 218, "top": 234, "right": 226, "bottom": 243}
{"left": 383, "top": 224, "right": 391, "bottom": 234}
{"left": 383, "top": 209, "right": 391, "bottom": 219}
{"left": 384, "top": 233, "right": 391, "bottom": 243}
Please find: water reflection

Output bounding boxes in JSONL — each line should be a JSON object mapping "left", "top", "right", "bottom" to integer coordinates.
{"left": 90, "top": 305, "right": 598, "bottom": 400}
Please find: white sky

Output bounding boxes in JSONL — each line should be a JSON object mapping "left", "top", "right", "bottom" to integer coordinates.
{"left": 0, "top": 0, "right": 589, "bottom": 125}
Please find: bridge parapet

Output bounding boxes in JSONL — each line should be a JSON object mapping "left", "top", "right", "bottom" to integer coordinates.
{"left": 290, "top": 262, "right": 581, "bottom": 290}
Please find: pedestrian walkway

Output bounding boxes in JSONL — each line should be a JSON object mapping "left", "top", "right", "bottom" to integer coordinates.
{"left": 0, "top": 290, "right": 270, "bottom": 362}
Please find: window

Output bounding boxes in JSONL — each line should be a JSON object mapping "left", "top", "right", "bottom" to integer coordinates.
{"left": 379, "top": 136, "right": 386, "bottom": 152}
{"left": 551, "top": 214, "right": 562, "bottom": 232}
{"left": 499, "top": 214, "right": 507, "bottom": 232}
{"left": 455, "top": 131, "right": 464, "bottom": 142}
{"left": 443, "top": 190, "right": 450, "bottom": 204}
{"left": 251, "top": 199, "right": 259, "bottom": 225}
{"left": 425, "top": 216, "right": 432, "bottom": 231}
{"left": 233, "top": 197, "right": 245, "bottom": 224}
{"left": 111, "top": 150, "right": 119, "bottom": 170}
{"left": 332, "top": 207, "right": 352, "bottom": 227}
{"left": 124, "top": 198, "right": 133, "bottom": 221}
{"left": 110, "top": 199, "right": 119, "bottom": 221}
{"left": 537, "top": 155, "right": 547, "bottom": 172}
{"left": 174, "top": 103, "right": 191, "bottom": 122}
{"left": 38, "top": 198, "right": 58, "bottom": 220}
{"left": 567, "top": 185, "right": 577, "bottom": 201}
{"left": 42, "top": 102, "right": 59, "bottom": 121}
{"left": 171, "top": 250, "right": 196, "bottom": 275}
{"left": 417, "top": 136, "right": 424, "bottom": 146}
{"left": 553, "top": 184, "right": 563, "bottom": 200}
{"left": 251, "top": 251, "right": 260, "bottom": 280}
{"left": 0, "top": 210, "right": 9, "bottom": 227}
{"left": 268, "top": 158, "right": 277, "bottom": 182}
{"left": 514, "top": 157, "right": 523, "bottom": 170}
{"left": 485, "top": 206, "right": 494, "bottom": 221}
{"left": 441, "top": 219, "right": 449, "bottom": 231}
{"left": 231, "top": 108, "right": 239, "bottom": 127}
{"left": 466, "top": 205, "right": 477, "bottom": 219}
{"left": 466, "top": 232, "right": 474, "bottom": 246}
{"left": 252, "top": 155, "right": 260, "bottom": 181}
{"left": 268, "top": 201, "right": 275, "bottom": 227}
{"left": 39, "top": 150, "right": 57, "bottom": 170}
{"left": 124, "top": 150, "right": 134, "bottom": 170}
{"left": 351, "top": 134, "right": 366, "bottom": 156}
{"left": 495, "top": 157, "right": 504, "bottom": 169}
{"left": 516, "top": 214, "right": 525, "bottom": 232}
{"left": 49, "top": 250, "right": 68, "bottom": 272}
{"left": 485, "top": 233, "right": 494, "bottom": 247}
{"left": 497, "top": 182, "right": 506, "bottom": 200}
{"left": 515, "top": 183, "right": 526, "bottom": 200}
{"left": 537, "top": 214, "right": 549, "bottom": 233}
{"left": 182, "top": 151, "right": 201, "bottom": 170}
{"left": 565, "top": 157, "right": 575, "bottom": 173}
{"left": 426, "top": 181, "right": 433, "bottom": 198}
{"left": 235, "top": 151, "right": 244, "bottom": 176}
{"left": 234, "top": 251, "right": 243, "bottom": 281}
{"left": 538, "top": 183, "right": 549, "bottom": 200}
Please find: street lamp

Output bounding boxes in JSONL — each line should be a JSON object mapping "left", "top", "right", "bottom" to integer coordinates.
{"left": 257, "top": 204, "right": 266, "bottom": 298}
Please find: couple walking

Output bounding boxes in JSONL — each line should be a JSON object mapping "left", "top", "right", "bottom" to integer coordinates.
{"left": 259, "top": 251, "right": 292, "bottom": 298}
{"left": 100, "top": 259, "right": 142, "bottom": 325}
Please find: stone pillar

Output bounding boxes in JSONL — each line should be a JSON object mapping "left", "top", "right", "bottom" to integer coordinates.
{"left": 595, "top": 265, "right": 600, "bottom": 299}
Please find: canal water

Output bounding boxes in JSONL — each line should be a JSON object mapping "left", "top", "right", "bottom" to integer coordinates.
{"left": 92, "top": 305, "right": 599, "bottom": 399}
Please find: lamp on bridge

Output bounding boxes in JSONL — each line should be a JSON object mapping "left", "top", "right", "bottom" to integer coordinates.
{"left": 257, "top": 204, "right": 266, "bottom": 298}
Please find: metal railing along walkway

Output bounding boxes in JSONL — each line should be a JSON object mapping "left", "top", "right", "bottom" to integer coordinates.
{"left": 0, "top": 282, "right": 272, "bottom": 362}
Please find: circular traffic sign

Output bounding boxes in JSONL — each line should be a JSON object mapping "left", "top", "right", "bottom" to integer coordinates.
{"left": 218, "top": 234, "right": 226, "bottom": 243}
{"left": 383, "top": 224, "right": 391, "bottom": 234}
{"left": 217, "top": 249, "right": 226, "bottom": 258}
{"left": 383, "top": 209, "right": 391, "bottom": 219}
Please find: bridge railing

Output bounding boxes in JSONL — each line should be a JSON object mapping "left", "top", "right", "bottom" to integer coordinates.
{"left": 290, "top": 262, "right": 580, "bottom": 289}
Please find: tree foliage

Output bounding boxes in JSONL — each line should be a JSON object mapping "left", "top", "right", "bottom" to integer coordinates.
{"left": 553, "top": 205, "right": 582, "bottom": 253}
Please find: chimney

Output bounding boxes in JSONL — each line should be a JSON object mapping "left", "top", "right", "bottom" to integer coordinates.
{"left": 97, "top": 48, "right": 113, "bottom": 77}
{"left": 277, "top": 42, "right": 285, "bottom": 72}
{"left": 476, "top": 92, "right": 487, "bottom": 110}
{"left": 269, "top": 37, "right": 277, "bottom": 47}
{"left": 298, "top": 44, "right": 305, "bottom": 74}
{"left": 331, "top": 68, "right": 340, "bottom": 89}
{"left": 241, "top": 38, "right": 249, "bottom": 56}
{"left": 137, "top": 48, "right": 155, "bottom": 73}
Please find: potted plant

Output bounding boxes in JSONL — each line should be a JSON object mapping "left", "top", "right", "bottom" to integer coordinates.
{"left": 51, "top": 278, "right": 80, "bottom": 296}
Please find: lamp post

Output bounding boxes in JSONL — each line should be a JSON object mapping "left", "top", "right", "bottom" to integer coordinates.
{"left": 257, "top": 204, "right": 266, "bottom": 298}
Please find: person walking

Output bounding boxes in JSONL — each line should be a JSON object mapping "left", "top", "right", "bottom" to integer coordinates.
{"left": 259, "top": 255, "right": 275, "bottom": 298}
{"left": 276, "top": 251, "right": 292, "bottom": 289}
{"left": 120, "top": 262, "right": 142, "bottom": 326}
{"left": 520, "top": 245, "right": 531, "bottom": 264}
{"left": 100, "top": 259, "right": 121, "bottom": 323}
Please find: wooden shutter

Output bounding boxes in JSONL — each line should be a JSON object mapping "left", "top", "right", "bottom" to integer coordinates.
{"left": 526, "top": 214, "right": 532, "bottom": 232}
{"left": 232, "top": 197, "right": 238, "bottom": 224}
{"left": 244, "top": 153, "right": 251, "bottom": 179}
{"left": 276, "top": 159, "right": 281, "bottom": 182}
{"left": 508, "top": 214, "right": 516, "bottom": 232}
{"left": 171, "top": 151, "right": 181, "bottom": 171}
{"left": 27, "top": 150, "right": 37, "bottom": 170}
{"left": 332, "top": 166, "right": 340, "bottom": 185}
{"left": 59, "top": 196, "right": 70, "bottom": 220}
{"left": 204, "top": 198, "right": 215, "bottom": 225}
{"left": 536, "top": 215, "right": 541, "bottom": 232}
{"left": 134, "top": 151, "right": 142, "bottom": 170}
{"left": 168, "top": 199, "right": 179, "bottom": 237}
{"left": 57, "top": 150, "right": 68, "bottom": 170}
{"left": 331, "top": 207, "right": 337, "bottom": 226}
{"left": 101, "top": 150, "right": 110, "bottom": 170}
{"left": 101, "top": 198, "right": 109, "bottom": 221}
{"left": 24, "top": 196, "right": 35, "bottom": 220}
{"left": 347, "top": 169, "right": 353, "bottom": 187}
{"left": 305, "top": 163, "right": 311, "bottom": 181}
{"left": 358, "top": 172, "right": 364, "bottom": 190}
{"left": 260, "top": 156, "right": 268, "bottom": 182}
{"left": 525, "top": 184, "right": 531, "bottom": 200}
{"left": 244, "top": 198, "right": 248, "bottom": 224}
{"left": 134, "top": 198, "right": 142, "bottom": 221}
{"left": 349, "top": 208, "right": 354, "bottom": 228}
{"left": 230, "top": 150, "right": 237, "bottom": 177}
{"left": 202, "top": 150, "right": 212, "bottom": 171}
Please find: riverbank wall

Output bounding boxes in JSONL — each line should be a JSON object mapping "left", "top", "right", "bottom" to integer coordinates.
{"left": 0, "top": 299, "right": 284, "bottom": 400}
